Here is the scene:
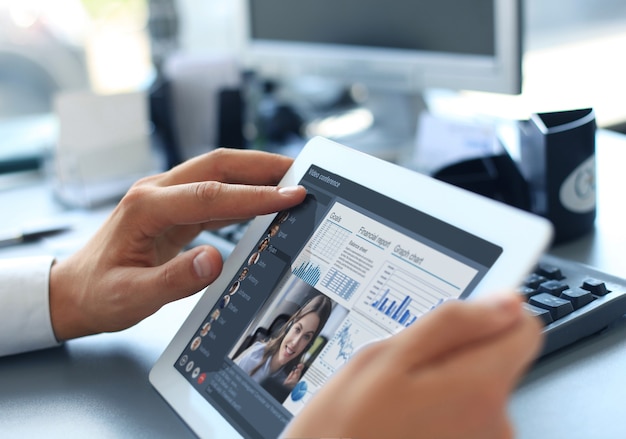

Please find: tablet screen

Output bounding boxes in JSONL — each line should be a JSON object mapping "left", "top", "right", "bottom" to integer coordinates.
{"left": 173, "top": 165, "right": 502, "bottom": 438}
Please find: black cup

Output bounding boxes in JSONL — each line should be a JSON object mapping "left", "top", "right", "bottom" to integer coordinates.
{"left": 519, "top": 108, "right": 596, "bottom": 244}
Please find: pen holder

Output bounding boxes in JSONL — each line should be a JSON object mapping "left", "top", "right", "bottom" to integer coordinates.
{"left": 519, "top": 108, "right": 596, "bottom": 244}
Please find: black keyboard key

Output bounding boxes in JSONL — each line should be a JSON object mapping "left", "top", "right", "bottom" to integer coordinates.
{"left": 536, "top": 263, "right": 564, "bottom": 280}
{"left": 537, "top": 280, "right": 569, "bottom": 296}
{"left": 523, "top": 302, "right": 554, "bottom": 326}
{"left": 581, "top": 278, "right": 610, "bottom": 296}
{"left": 560, "top": 287, "right": 595, "bottom": 310}
{"left": 529, "top": 293, "right": 575, "bottom": 320}
{"left": 525, "top": 273, "right": 548, "bottom": 289}
{"left": 518, "top": 286, "right": 538, "bottom": 300}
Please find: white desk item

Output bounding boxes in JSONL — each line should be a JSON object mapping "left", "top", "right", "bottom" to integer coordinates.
{"left": 52, "top": 90, "right": 156, "bottom": 207}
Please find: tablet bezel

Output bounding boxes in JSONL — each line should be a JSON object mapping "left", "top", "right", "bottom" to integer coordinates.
{"left": 150, "top": 136, "right": 553, "bottom": 438}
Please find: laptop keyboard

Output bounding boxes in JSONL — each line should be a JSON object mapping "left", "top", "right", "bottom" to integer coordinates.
{"left": 192, "top": 225, "right": 626, "bottom": 359}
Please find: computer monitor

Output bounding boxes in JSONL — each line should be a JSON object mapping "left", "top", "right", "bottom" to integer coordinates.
{"left": 237, "top": 0, "right": 523, "bottom": 158}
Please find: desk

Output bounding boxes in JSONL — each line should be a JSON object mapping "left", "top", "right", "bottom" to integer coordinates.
{"left": 1, "top": 130, "right": 626, "bottom": 438}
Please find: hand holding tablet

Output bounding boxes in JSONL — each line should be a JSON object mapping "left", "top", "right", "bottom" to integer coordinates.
{"left": 283, "top": 293, "right": 543, "bottom": 439}
{"left": 150, "top": 137, "right": 553, "bottom": 438}
{"left": 49, "top": 149, "right": 306, "bottom": 341}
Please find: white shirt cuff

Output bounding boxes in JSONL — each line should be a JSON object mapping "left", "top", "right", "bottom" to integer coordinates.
{"left": 0, "top": 256, "right": 61, "bottom": 356}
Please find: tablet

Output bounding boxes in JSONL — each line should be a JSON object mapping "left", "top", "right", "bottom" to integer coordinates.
{"left": 150, "top": 136, "right": 553, "bottom": 439}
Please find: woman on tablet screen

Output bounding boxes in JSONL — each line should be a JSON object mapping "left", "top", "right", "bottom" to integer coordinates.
{"left": 234, "top": 294, "right": 332, "bottom": 396}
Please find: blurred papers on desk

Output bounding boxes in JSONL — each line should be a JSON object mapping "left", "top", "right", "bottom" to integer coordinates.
{"left": 52, "top": 90, "right": 158, "bottom": 208}
{"left": 411, "top": 112, "right": 501, "bottom": 175}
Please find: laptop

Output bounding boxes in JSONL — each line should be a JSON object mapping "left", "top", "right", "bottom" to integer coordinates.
{"left": 150, "top": 136, "right": 553, "bottom": 438}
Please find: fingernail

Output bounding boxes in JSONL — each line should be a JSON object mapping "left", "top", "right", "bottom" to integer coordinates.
{"left": 278, "top": 185, "right": 304, "bottom": 196}
{"left": 193, "top": 251, "right": 212, "bottom": 279}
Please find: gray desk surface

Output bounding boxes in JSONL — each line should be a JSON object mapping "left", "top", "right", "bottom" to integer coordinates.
{"left": 2, "top": 130, "right": 626, "bottom": 438}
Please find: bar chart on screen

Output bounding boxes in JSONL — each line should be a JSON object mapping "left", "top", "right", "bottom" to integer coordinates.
{"left": 291, "top": 213, "right": 353, "bottom": 289}
{"left": 292, "top": 260, "right": 322, "bottom": 286}
{"left": 357, "top": 260, "right": 456, "bottom": 330}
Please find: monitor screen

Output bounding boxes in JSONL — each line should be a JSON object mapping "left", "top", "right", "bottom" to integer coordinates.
{"left": 240, "top": 0, "right": 522, "bottom": 95}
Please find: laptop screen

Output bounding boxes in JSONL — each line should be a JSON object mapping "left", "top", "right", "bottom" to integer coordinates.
{"left": 173, "top": 165, "right": 501, "bottom": 438}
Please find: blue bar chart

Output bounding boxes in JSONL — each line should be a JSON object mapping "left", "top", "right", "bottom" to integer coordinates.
{"left": 292, "top": 261, "right": 322, "bottom": 286}
{"left": 371, "top": 289, "right": 417, "bottom": 326}
{"left": 361, "top": 261, "right": 448, "bottom": 328}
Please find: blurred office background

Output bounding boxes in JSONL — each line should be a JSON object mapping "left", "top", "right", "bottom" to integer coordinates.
{"left": 1, "top": 0, "right": 625, "bottom": 177}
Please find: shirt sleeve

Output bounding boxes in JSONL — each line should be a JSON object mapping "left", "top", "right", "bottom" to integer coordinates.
{"left": 233, "top": 341, "right": 265, "bottom": 375}
{"left": 0, "top": 256, "right": 61, "bottom": 357}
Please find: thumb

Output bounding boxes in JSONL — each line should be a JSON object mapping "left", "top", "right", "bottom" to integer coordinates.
{"left": 392, "top": 293, "right": 525, "bottom": 368}
{"left": 140, "top": 246, "right": 224, "bottom": 304}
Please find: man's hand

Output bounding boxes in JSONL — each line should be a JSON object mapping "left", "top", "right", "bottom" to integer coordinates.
{"left": 283, "top": 294, "right": 543, "bottom": 439}
{"left": 49, "top": 148, "right": 306, "bottom": 341}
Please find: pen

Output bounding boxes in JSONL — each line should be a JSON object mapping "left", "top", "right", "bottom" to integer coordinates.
{"left": 0, "top": 223, "right": 72, "bottom": 248}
